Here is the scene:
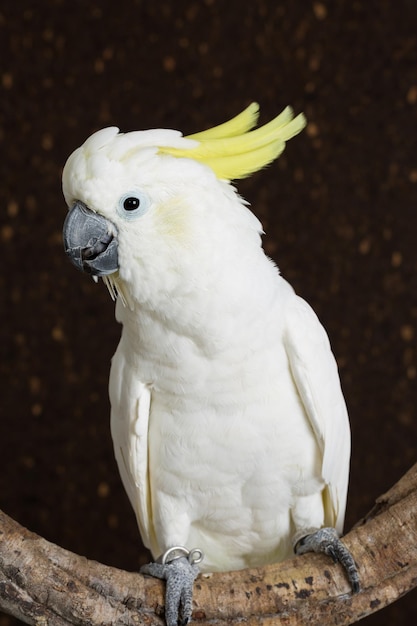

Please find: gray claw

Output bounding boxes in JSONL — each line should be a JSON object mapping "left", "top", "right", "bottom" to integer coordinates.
{"left": 141, "top": 557, "right": 199, "bottom": 626}
{"left": 294, "top": 527, "right": 360, "bottom": 593}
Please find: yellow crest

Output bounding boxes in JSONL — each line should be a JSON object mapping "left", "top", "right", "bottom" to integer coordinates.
{"left": 159, "top": 103, "right": 306, "bottom": 180}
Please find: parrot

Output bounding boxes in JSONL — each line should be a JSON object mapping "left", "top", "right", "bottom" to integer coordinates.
{"left": 62, "top": 103, "right": 359, "bottom": 626}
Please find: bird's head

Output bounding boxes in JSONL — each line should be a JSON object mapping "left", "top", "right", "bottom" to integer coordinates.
{"left": 62, "top": 103, "right": 305, "bottom": 307}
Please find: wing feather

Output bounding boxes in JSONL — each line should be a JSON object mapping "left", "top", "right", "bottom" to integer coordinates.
{"left": 109, "top": 350, "right": 154, "bottom": 550}
{"left": 284, "top": 296, "right": 350, "bottom": 533}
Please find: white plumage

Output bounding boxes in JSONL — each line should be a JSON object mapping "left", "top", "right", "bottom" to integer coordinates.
{"left": 62, "top": 105, "right": 350, "bottom": 575}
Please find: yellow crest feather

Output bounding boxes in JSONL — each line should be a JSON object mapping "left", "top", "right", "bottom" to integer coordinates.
{"left": 187, "top": 102, "right": 260, "bottom": 141}
{"left": 159, "top": 103, "right": 306, "bottom": 180}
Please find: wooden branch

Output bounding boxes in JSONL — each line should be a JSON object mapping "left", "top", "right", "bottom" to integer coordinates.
{"left": 1, "top": 463, "right": 417, "bottom": 625}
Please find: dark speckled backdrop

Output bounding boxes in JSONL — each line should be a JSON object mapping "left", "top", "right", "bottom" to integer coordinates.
{"left": 1, "top": 1, "right": 417, "bottom": 623}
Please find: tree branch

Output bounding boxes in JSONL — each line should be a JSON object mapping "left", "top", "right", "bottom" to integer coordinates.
{"left": 1, "top": 463, "right": 417, "bottom": 625}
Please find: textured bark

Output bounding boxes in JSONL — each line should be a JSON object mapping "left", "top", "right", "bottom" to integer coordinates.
{"left": 1, "top": 463, "right": 417, "bottom": 625}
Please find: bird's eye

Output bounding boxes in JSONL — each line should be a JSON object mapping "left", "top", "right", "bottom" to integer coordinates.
{"left": 118, "top": 191, "right": 150, "bottom": 220}
{"left": 123, "top": 196, "right": 140, "bottom": 211}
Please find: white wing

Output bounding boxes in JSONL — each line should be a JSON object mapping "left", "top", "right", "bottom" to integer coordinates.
{"left": 109, "top": 346, "right": 154, "bottom": 551}
{"left": 283, "top": 295, "right": 350, "bottom": 533}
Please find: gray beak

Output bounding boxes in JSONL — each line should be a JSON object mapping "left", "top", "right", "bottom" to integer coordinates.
{"left": 63, "top": 201, "right": 119, "bottom": 276}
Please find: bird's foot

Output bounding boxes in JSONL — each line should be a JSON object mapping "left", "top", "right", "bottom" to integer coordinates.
{"left": 140, "top": 547, "right": 203, "bottom": 626}
{"left": 293, "top": 527, "right": 360, "bottom": 593}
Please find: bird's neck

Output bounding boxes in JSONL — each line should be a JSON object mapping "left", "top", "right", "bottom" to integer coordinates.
{"left": 114, "top": 250, "right": 285, "bottom": 362}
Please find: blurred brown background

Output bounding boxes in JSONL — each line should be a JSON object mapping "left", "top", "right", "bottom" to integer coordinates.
{"left": 1, "top": 1, "right": 416, "bottom": 624}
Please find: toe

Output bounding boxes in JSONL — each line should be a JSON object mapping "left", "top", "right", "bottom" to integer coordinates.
{"left": 294, "top": 527, "right": 360, "bottom": 593}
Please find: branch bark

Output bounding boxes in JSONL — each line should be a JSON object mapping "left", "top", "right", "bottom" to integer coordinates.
{"left": 1, "top": 463, "right": 417, "bottom": 625}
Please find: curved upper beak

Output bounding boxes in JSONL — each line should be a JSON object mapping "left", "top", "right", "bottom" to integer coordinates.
{"left": 63, "top": 201, "right": 119, "bottom": 276}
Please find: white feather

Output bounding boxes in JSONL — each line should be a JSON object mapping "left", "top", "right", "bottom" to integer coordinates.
{"left": 283, "top": 296, "right": 350, "bottom": 533}
{"left": 63, "top": 124, "right": 351, "bottom": 574}
{"left": 109, "top": 269, "right": 349, "bottom": 572}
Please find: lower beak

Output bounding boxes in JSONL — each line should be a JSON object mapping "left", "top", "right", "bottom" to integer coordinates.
{"left": 63, "top": 201, "right": 119, "bottom": 276}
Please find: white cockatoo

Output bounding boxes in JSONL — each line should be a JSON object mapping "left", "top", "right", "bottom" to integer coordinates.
{"left": 62, "top": 103, "right": 358, "bottom": 625}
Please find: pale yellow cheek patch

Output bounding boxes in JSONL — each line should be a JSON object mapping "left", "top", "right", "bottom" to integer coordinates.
{"left": 153, "top": 197, "right": 192, "bottom": 241}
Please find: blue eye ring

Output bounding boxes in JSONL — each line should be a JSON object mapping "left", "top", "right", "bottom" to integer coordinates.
{"left": 118, "top": 191, "right": 150, "bottom": 220}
